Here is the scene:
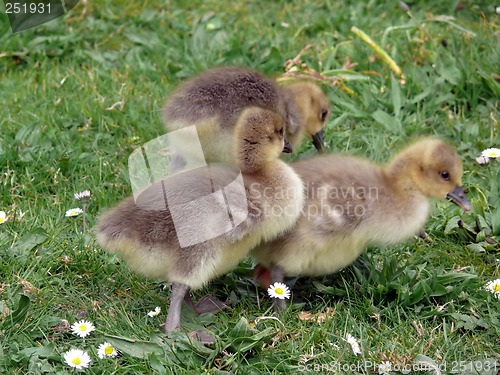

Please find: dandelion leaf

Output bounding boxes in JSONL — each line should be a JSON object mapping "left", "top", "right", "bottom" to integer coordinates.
{"left": 451, "top": 313, "right": 489, "bottom": 330}
{"left": 104, "top": 335, "right": 164, "bottom": 359}
{"left": 148, "top": 352, "right": 167, "bottom": 373}
{"left": 414, "top": 354, "right": 441, "bottom": 374}
{"left": 227, "top": 317, "right": 275, "bottom": 353}
{"left": 444, "top": 216, "right": 462, "bottom": 235}
{"left": 9, "top": 228, "right": 48, "bottom": 262}
{"left": 371, "top": 109, "right": 401, "bottom": 133}
{"left": 1, "top": 295, "right": 30, "bottom": 330}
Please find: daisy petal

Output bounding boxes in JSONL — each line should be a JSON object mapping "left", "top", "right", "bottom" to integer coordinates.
{"left": 147, "top": 306, "right": 161, "bottom": 317}
{"left": 379, "top": 361, "right": 392, "bottom": 375}
{"left": 70, "top": 320, "right": 95, "bottom": 338}
{"left": 75, "top": 190, "right": 91, "bottom": 200}
{"left": 267, "top": 282, "right": 291, "bottom": 299}
{"left": 66, "top": 208, "right": 84, "bottom": 217}
{"left": 345, "top": 333, "right": 362, "bottom": 355}
{"left": 475, "top": 155, "right": 489, "bottom": 164}
{"left": 481, "top": 147, "right": 500, "bottom": 158}
{"left": 64, "top": 348, "right": 91, "bottom": 369}
{"left": 0, "top": 211, "right": 6, "bottom": 224}
{"left": 97, "top": 342, "right": 118, "bottom": 359}
{"left": 485, "top": 278, "right": 500, "bottom": 299}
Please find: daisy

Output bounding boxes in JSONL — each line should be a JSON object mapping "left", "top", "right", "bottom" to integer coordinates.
{"left": 345, "top": 333, "right": 362, "bottom": 356}
{"left": 74, "top": 190, "right": 90, "bottom": 233}
{"left": 147, "top": 306, "right": 161, "bottom": 317}
{"left": 63, "top": 348, "right": 91, "bottom": 370}
{"left": 71, "top": 320, "right": 95, "bottom": 338}
{"left": 476, "top": 155, "right": 489, "bottom": 164}
{"left": 379, "top": 361, "right": 392, "bottom": 374}
{"left": 485, "top": 279, "right": 500, "bottom": 299}
{"left": 0, "top": 211, "right": 6, "bottom": 224}
{"left": 66, "top": 208, "right": 83, "bottom": 217}
{"left": 74, "top": 190, "right": 91, "bottom": 201}
{"left": 481, "top": 148, "right": 500, "bottom": 158}
{"left": 97, "top": 342, "right": 118, "bottom": 359}
{"left": 267, "top": 282, "right": 291, "bottom": 300}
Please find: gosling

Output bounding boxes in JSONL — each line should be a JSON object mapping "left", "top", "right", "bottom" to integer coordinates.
{"left": 251, "top": 138, "right": 471, "bottom": 308}
{"left": 162, "top": 67, "right": 330, "bottom": 165}
{"left": 95, "top": 107, "right": 304, "bottom": 332}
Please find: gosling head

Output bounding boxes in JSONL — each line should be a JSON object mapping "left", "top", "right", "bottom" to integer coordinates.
{"left": 389, "top": 138, "right": 471, "bottom": 211}
{"left": 283, "top": 81, "right": 330, "bottom": 152}
{"left": 233, "top": 107, "right": 290, "bottom": 173}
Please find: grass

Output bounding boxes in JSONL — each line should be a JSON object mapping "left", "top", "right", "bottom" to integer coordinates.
{"left": 0, "top": 0, "right": 499, "bottom": 373}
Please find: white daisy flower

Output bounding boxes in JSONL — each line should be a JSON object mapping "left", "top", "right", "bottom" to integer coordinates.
{"left": 71, "top": 320, "right": 95, "bottom": 338}
{"left": 147, "top": 306, "right": 161, "bottom": 317}
{"left": 345, "top": 333, "right": 362, "bottom": 355}
{"left": 0, "top": 211, "right": 6, "bottom": 224}
{"left": 63, "top": 348, "right": 91, "bottom": 369}
{"left": 481, "top": 148, "right": 500, "bottom": 158}
{"left": 379, "top": 360, "right": 392, "bottom": 374}
{"left": 74, "top": 190, "right": 91, "bottom": 200}
{"left": 485, "top": 278, "right": 500, "bottom": 299}
{"left": 97, "top": 342, "right": 118, "bottom": 359}
{"left": 66, "top": 208, "right": 84, "bottom": 217}
{"left": 476, "top": 155, "right": 489, "bottom": 164}
{"left": 267, "top": 282, "right": 291, "bottom": 300}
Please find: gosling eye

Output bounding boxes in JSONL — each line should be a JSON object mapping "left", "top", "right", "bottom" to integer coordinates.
{"left": 440, "top": 171, "right": 450, "bottom": 181}
{"left": 320, "top": 109, "right": 328, "bottom": 122}
{"left": 276, "top": 127, "right": 284, "bottom": 136}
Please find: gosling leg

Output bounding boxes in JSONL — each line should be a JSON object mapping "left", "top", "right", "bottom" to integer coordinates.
{"left": 270, "top": 264, "right": 286, "bottom": 310}
{"left": 164, "top": 282, "right": 189, "bottom": 333}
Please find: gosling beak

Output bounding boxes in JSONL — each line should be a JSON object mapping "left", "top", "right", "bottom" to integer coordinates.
{"left": 446, "top": 185, "right": 471, "bottom": 211}
{"left": 311, "top": 130, "right": 327, "bottom": 153}
{"left": 283, "top": 138, "right": 293, "bottom": 154}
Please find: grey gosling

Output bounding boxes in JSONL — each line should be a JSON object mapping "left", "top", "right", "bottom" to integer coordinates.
{"left": 95, "top": 107, "right": 304, "bottom": 335}
{"left": 162, "top": 67, "right": 330, "bottom": 166}
{"left": 251, "top": 138, "right": 471, "bottom": 308}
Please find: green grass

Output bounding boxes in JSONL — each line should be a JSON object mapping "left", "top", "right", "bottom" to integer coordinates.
{"left": 0, "top": 0, "right": 499, "bottom": 373}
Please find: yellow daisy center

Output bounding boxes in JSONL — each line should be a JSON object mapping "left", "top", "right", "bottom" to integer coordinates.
{"left": 79, "top": 325, "right": 87, "bottom": 331}
{"left": 104, "top": 346, "right": 113, "bottom": 355}
{"left": 72, "top": 357, "right": 82, "bottom": 365}
{"left": 275, "top": 287, "right": 284, "bottom": 295}
{"left": 0, "top": 218, "right": 4, "bottom": 224}
{"left": 493, "top": 284, "right": 500, "bottom": 292}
